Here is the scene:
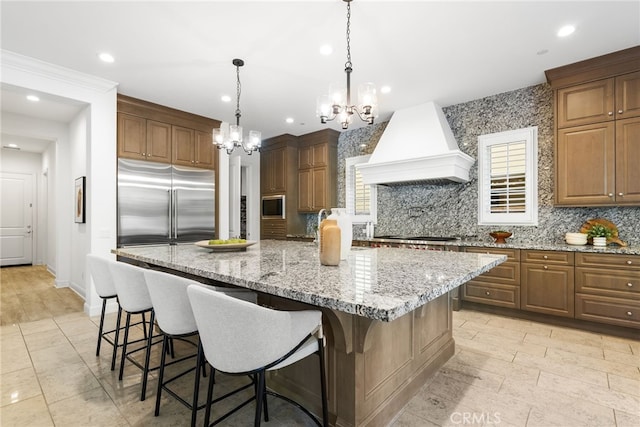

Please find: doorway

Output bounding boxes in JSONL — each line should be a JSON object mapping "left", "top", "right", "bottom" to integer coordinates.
{"left": 1, "top": 171, "right": 34, "bottom": 266}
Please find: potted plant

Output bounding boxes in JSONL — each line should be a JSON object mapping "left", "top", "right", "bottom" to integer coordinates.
{"left": 587, "top": 224, "right": 613, "bottom": 246}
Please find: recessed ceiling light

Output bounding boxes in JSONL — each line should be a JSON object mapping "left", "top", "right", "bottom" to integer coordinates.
{"left": 285, "top": 117, "right": 294, "bottom": 124}
{"left": 7, "top": 143, "right": 18, "bottom": 148}
{"left": 221, "top": 95, "right": 231, "bottom": 103}
{"left": 320, "top": 44, "right": 333, "bottom": 55}
{"left": 557, "top": 25, "right": 575, "bottom": 37}
{"left": 537, "top": 49, "right": 549, "bottom": 56}
{"left": 98, "top": 52, "right": 115, "bottom": 63}
{"left": 26, "top": 95, "right": 40, "bottom": 102}
{"left": 380, "top": 86, "right": 391, "bottom": 94}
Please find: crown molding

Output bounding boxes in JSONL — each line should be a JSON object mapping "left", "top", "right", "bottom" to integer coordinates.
{"left": 1, "top": 49, "right": 118, "bottom": 93}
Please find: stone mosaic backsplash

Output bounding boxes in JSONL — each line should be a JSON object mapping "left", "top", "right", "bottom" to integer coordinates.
{"left": 305, "top": 83, "right": 640, "bottom": 246}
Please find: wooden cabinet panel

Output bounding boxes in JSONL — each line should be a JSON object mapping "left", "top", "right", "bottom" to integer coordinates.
{"left": 297, "top": 169, "right": 312, "bottom": 211}
{"left": 557, "top": 79, "right": 614, "bottom": 128}
{"left": 312, "top": 143, "right": 329, "bottom": 167}
{"left": 172, "top": 125, "right": 195, "bottom": 166}
{"left": 521, "top": 263, "right": 574, "bottom": 317}
{"left": 615, "top": 71, "right": 640, "bottom": 119}
{"left": 194, "top": 130, "right": 215, "bottom": 169}
{"left": 146, "top": 120, "right": 172, "bottom": 163}
{"left": 117, "top": 113, "right": 147, "bottom": 160}
{"left": 463, "top": 282, "right": 520, "bottom": 308}
{"left": 261, "top": 219, "right": 286, "bottom": 240}
{"left": 575, "top": 252, "right": 640, "bottom": 269}
{"left": 556, "top": 122, "right": 615, "bottom": 205}
{"left": 522, "top": 250, "right": 574, "bottom": 265}
{"left": 615, "top": 117, "right": 640, "bottom": 203}
{"left": 311, "top": 167, "right": 328, "bottom": 211}
{"left": 575, "top": 294, "right": 640, "bottom": 328}
{"left": 298, "top": 146, "right": 313, "bottom": 170}
{"left": 575, "top": 268, "right": 639, "bottom": 299}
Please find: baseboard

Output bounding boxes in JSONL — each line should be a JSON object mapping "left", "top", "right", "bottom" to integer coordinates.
{"left": 84, "top": 299, "right": 118, "bottom": 318}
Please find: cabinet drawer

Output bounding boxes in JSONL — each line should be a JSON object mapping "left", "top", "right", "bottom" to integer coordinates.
{"left": 462, "top": 280, "right": 520, "bottom": 308}
{"left": 575, "top": 294, "right": 640, "bottom": 329}
{"left": 467, "top": 261, "right": 520, "bottom": 286}
{"left": 464, "top": 247, "right": 520, "bottom": 261}
{"left": 261, "top": 220, "right": 286, "bottom": 240}
{"left": 522, "top": 250, "right": 574, "bottom": 265}
{"left": 462, "top": 282, "right": 520, "bottom": 309}
{"left": 575, "top": 268, "right": 640, "bottom": 299}
{"left": 576, "top": 252, "right": 640, "bottom": 269}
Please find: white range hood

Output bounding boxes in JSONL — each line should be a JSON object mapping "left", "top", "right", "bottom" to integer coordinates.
{"left": 358, "top": 101, "right": 475, "bottom": 185}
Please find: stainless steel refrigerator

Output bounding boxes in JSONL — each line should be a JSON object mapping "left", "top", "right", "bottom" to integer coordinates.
{"left": 117, "top": 159, "right": 215, "bottom": 246}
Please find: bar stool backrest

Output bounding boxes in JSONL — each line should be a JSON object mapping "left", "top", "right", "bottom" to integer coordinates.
{"left": 87, "top": 254, "right": 117, "bottom": 298}
{"left": 187, "top": 285, "right": 322, "bottom": 373}
{"left": 109, "top": 261, "right": 152, "bottom": 313}
{"left": 143, "top": 269, "right": 202, "bottom": 335}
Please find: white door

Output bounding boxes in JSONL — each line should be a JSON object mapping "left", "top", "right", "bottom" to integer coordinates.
{"left": 1, "top": 172, "right": 34, "bottom": 266}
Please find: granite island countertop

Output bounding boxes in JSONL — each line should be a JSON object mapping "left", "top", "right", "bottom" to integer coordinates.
{"left": 113, "top": 240, "right": 506, "bottom": 322}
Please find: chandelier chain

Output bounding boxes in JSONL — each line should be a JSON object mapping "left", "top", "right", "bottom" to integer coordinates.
{"left": 235, "top": 63, "right": 242, "bottom": 124}
{"left": 345, "top": 0, "right": 352, "bottom": 69}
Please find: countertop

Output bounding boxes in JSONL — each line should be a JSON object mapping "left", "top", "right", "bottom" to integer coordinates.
{"left": 113, "top": 240, "right": 506, "bottom": 322}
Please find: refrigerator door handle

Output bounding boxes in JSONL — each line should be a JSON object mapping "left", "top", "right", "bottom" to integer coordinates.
{"left": 173, "top": 189, "right": 178, "bottom": 239}
{"left": 167, "top": 189, "right": 172, "bottom": 239}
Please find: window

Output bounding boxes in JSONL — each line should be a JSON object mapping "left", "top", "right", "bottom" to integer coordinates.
{"left": 478, "top": 127, "right": 538, "bottom": 226}
{"left": 346, "top": 155, "right": 377, "bottom": 224}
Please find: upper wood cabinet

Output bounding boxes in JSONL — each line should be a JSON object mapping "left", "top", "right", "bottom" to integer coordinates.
{"left": 546, "top": 47, "right": 640, "bottom": 206}
{"left": 117, "top": 94, "right": 219, "bottom": 169}
{"left": 297, "top": 129, "right": 338, "bottom": 213}
{"left": 172, "top": 127, "right": 216, "bottom": 169}
{"left": 117, "top": 113, "right": 172, "bottom": 163}
{"left": 261, "top": 146, "right": 287, "bottom": 194}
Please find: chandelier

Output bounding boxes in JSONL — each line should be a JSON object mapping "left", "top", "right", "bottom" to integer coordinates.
{"left": 316, "top": 0, "right": 377, "bottom": 130}
{"left": 213, "top": 58, "right": 261, "bottom": 155}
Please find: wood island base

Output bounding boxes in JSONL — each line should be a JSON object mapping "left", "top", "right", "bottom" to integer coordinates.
{"left": 262, "top": 292, "right": 454, "bottom": 427}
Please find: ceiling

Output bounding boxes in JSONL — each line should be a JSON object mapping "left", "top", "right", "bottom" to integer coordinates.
{"left": 1, "top": 1, "right": 639, "bottom": 153}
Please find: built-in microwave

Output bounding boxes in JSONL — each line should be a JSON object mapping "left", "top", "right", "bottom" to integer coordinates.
{"left": 261, "top": 195, "right": 285, "bottom": 219}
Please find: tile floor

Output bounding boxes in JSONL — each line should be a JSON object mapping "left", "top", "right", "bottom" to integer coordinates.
{"left": 1, "top": 298, "right": 639, "bottom": 425}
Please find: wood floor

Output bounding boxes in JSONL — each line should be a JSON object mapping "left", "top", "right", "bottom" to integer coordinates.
{"left": 0, "top": 265, "right": 84, "bottom": 325}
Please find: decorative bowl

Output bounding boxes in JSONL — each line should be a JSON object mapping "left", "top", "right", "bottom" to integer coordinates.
{"left": 489, "top": 231, "right": 512, "bottom": 244}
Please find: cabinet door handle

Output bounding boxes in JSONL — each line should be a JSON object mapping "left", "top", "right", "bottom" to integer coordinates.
{"left": 608, "top": 111, "right": 614, "bottom": 116}
{"left": 608, "top": 193, "right": 614, "bottom": 197}
{"left": 485, "top": 291, "right": 490, "bottom": 296}
{"left": 627, "top": 260, "right": 633, "bottom": 265}
{"left": 543, "top": 265, "right": 548, "bottom": 270}
{"left": 618, "top": 193, "right": 624, "bottom": 197}
{"left": 627, "top": 311, "right": 633, "bottom": 316}
{"left": 627, "top": 283, "right": 633, "bottom": 287}
{"left": 543, "top": 255, "right": 548, "bottom": 260}
{"left": 618, "top": 109, "right": 624, "bottom": 114}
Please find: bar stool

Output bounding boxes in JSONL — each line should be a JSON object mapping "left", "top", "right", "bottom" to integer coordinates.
{"left": 187, "top": 284, "right": 328, "bottom": 427}
{"left": 86, "top": 254, "right": 146, "bottom": 371}
{"left": 143, "top": 269, "right": 257, "bottom": 426}
{"left": 108, "top": 260, "right": 161, "bottom": 401}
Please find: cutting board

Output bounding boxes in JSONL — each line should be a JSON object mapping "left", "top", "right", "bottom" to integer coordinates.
{"left": 579, "top": 218, "right": 627, "bottom": 246}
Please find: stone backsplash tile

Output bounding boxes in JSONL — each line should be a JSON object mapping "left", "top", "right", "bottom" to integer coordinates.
{"left": 306, "top": 83, "right": 640, "bottom": 246}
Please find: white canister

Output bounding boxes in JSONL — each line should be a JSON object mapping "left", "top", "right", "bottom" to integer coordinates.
{"left": 328, "top": 208, "right": 352, "bottom": 260}
{"left": 593, "top": 236, "right": 607, "bottom": 247}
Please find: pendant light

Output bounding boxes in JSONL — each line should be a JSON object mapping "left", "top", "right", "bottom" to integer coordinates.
{"left": 316, "top": 0, "right": 378, "bottom": 130}
{"left": 213, "top": 58, "right": 261, "bottom": 155}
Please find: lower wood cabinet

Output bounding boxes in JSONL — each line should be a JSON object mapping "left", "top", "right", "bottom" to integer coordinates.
{"left": 521, "top": 250, "right": 575, "bottom": 318}
{"left": 462, "top": 248, "right": 521, "bottom": 308}
{"left": 260, "top": 219, "right": 286, "bottom": 240}
{"left": 575, "top": 252, "right": 640, "bottom": 328}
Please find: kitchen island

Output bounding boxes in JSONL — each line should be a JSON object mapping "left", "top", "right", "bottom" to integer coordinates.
{"left": 113, "top": 240, "right": 505, "bottom": 427}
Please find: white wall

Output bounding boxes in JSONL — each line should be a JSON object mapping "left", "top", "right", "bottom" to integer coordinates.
{"left": 42, "top": 143, "right": 56, "bottom": 270}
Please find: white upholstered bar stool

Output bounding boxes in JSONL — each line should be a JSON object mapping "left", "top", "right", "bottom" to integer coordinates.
{"left": 143, "top": 269, "right": 257, "bottom": 426}
{"left": 108, "top": 260, "right": 161, "bottom": 401}
{"left": 86, "top": 254, "right": 122, "bottom": 371}
{"left": 187, "top": 284, "right": 328, "bottom": 427}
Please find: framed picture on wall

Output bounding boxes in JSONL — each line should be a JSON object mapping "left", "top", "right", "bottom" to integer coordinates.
{"left": 75, "top": 176, "right": 85, "bottom": 223}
